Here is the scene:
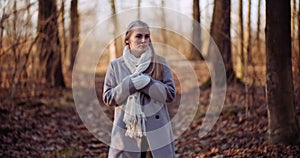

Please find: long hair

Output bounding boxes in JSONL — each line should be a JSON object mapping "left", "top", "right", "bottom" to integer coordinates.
{"left": 124, "top": 20, "right": 163, "bottom": 80}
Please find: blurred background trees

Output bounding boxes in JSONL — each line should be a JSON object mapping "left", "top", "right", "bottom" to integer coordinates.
{"left": 0, "top": 0, "right": 299, "bottom": 145}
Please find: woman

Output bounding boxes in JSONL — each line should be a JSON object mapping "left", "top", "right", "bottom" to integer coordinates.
{"left": 103, "top": 20, "right": 176, "bottom": 158}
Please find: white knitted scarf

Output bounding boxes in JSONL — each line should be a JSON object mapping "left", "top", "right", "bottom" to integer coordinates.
{"left": 122, "top": 46, "right": 152, "bottom": 138}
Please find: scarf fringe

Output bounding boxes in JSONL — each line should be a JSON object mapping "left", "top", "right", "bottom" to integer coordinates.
{"left": 124, "top": 113, "right": 147, "bottom": 138}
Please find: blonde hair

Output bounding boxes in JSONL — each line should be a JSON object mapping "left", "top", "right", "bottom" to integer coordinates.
{"left": 124, "top": 20, "right": 163, "bottom": 80}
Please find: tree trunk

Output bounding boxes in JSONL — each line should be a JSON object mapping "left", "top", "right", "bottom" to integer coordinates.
{"left": 0, "top": 0, "right": 5, "bottom": 51}
{"left": 38, "top": 0, "right": 65, "bottom": 87}
{"left": 10, "top": 0, "right": 18, "bottom": 99}
{"left": 110, "top": 0, "right": 122, "bottom": 58}
{"left": 137, "top": 0, "right": 141, "bottom": 19}
{"left": 202, "top": 0, "right": 235, "bottom": 89}
{"left": 210, "top": 0, "right": 234, "bottom": 81}
{"left": 246, "top": 0, "right": 252, "bottom": 64}
{"left": 190, "top": 0, "right": 203, "bottom": 60}
{"left": 238, "top": 0, "right": 244, "bottom": 78}
{"left": 292, "top": 0, "right": 297, "bottom": 82}
{"left": 256, "top": 0, "right": 261, "bottom": 53}
{"left": 69, "top": 0, "right": 79, "bottom": 71}
{"left": 266, "top": 0, "right": 299, "bottom": 144}
{"left": 60, "top": 0, "right": 67, "bottom": 64}
{"left": 292, "top": 0, "right": 299, "bottom": 88}
{"left": 161, "top": 0, "right": 167, "bottom": 47}
{"left": 109, "top": 0, "right": 117, "bottom": 60}
{"left": 292, "top": 0, "right": 296, "bottom": 41}
{"left": 298, "top": 0, "right": 300, "bottom": 73}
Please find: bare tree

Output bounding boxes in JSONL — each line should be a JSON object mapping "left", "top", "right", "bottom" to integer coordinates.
{"left": 299, "top": 0, "right": 300, "bottom": 73}
{"left": 37, "top": 0, "right": 65, "bottom": 87}
{"left": 69, "top": 0, "right": 79, "bottom": 71}
{"left": 0, "top": 1, "right": 39, "bottom": 100}
{"left": 202, "top": 0, "right": 236, "bottom": 89}
{"left": 256, "top": 0, "right": 261, "bottom": 53}
{"left": 238, "top": 0, "right": 244, "bottom": 76}
{"left": 0, "top": 1, "right": 6, "bottom": 51}
{"left": 59, "top": 0, "right": 67, "bottom": 63}
{"left": 108, "top": 0, "right": 118, "bottom": 60}
{"left": 210, "top": 0, "right": 234, "bottom": 80}
{"left": 292, "top": 0, "right": 297, "bottom": 82}
{"left": 9, "top": 0, "right": 19, "bottom": 98}
{"left": 291, "top": 0, "right": 299, "bottom": 90}
{"left": 190, "top": 0, "right": 203, "bottom": 60}
{"left": 246, "top": 0, "right": 252, "bottom": 64}
{"left": 266, "top": 0, "right": 299, "bottom": 144}
{"left": 292, "top": 0, "right": 296, "bottom": 42}
{"left": 138, "top": 0, "right": 141, "bottom": 19}
{"left": 238, "top": 0, "right": 250, "bottom": 116}
{"left": 110, "top": 0, "right": 122, "bottom": 58}
{"left": 161, "top": 0, "right": 167, "bottom": 46}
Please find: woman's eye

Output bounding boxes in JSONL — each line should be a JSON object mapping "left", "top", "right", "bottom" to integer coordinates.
{"left": 135, "top": 34, "right": 150, "bottom": 40}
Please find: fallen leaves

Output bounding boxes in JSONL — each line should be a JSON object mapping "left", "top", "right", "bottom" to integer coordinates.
{"left": 0, "top": 83, "right": 299, "bottom": 157}
{"left": 174, "top": 84, "right": 300, "bottom": 157}
{"left": 0, "top": 89, "right": 108, "bottom": 157}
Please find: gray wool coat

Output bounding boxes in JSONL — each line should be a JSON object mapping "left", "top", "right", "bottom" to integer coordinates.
{"left": 103, "top": 55, "right": 176, "bottom": 158}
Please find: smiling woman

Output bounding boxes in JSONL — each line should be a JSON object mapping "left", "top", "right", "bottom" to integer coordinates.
{"left": 102, "top": 20, "right": 176, "bottom": 158}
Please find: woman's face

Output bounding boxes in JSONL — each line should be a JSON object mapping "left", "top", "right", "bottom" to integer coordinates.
{"left": 127, "top": 26, "right": 150, "bottom": 57}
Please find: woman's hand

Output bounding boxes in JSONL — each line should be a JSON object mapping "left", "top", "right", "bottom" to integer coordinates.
{"left": 131, "top": 74, "right": 150, "bottom": 90}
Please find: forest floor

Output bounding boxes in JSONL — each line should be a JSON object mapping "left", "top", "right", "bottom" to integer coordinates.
{"left": 1, "top": 80, "right": 300, "bottom": 157}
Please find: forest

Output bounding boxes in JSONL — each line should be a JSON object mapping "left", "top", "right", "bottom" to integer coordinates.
{"left": 0, "top": 0, "right": 300, "bottom": 157}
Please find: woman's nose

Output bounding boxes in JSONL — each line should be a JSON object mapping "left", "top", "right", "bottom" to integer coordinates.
{"left": 141, "top": 37, "right": 148, "bottom": 43}
{"left": 141, "top": 37, "right": 146, "bottom": 43}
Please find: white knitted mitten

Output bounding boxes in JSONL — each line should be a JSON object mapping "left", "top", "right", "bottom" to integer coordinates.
{"left": 131, "top": 74, "right": 150, "bottom": 90}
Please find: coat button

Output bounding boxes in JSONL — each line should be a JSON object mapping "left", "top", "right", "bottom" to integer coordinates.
{"left": 155, "top": 115, "right": 159, "bottom": 119}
